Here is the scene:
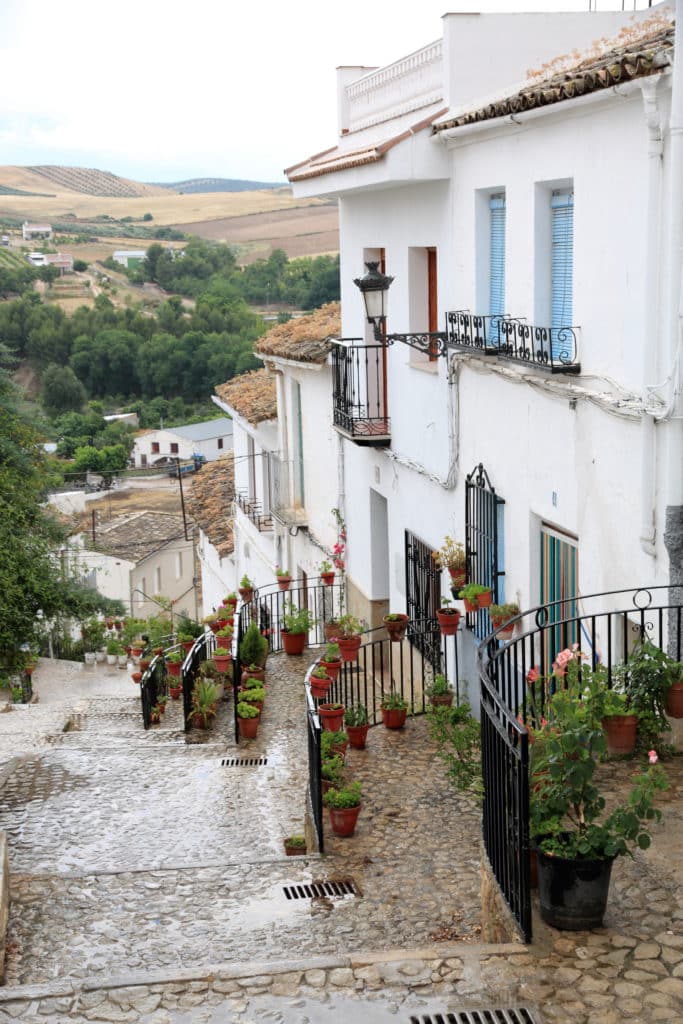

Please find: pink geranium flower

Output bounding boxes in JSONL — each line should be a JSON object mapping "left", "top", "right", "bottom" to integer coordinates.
{"left": 648, "top": 750, "right": 658, "bottom": 764}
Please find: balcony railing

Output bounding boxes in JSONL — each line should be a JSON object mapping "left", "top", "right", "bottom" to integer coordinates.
{"left": 331, "top": 340, "right": 391, "bottom": 446}
{"left": 235, "top": 491, "right": 273, "bottom": 532}
{"left": 446, "top": 310, "right": 581, "bottom": 374}
{"left": 268, "top": 452, "right": 307, "bottom": 526}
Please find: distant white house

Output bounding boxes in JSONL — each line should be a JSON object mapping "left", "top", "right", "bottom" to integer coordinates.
{"left": 113, "top": 250, "right": 147, "bottom": 268}
{"left": 22, "top": 221, "right": 52, "bottom": 241}
{"left": 104, "top": 412, "right": 139, "bottom": 427}
{"left": 45, "top": 253, "right": 74, "bottom": 274}
{"left": 133, "top": 418, "right": 234, "bottom": 468}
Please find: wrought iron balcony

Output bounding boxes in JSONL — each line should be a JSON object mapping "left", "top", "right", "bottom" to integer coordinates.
{"left": 331, "top": 340, "right": 391, "bottom": 446}
{"left": 446, "top": 310, "right": 581, "bottom": 374}
{"left": 235, "top": 491, "right": 273, "bottom": 532}
{"left": 268, "top": 452, "right": 307, "bottom": 527}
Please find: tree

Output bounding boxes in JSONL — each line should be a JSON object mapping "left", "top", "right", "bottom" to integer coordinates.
{"left": 0, "top": 374, "right": 113, "bottom": 671}
{"left": 41, "top": 364, "right": 86, "bottom": 418}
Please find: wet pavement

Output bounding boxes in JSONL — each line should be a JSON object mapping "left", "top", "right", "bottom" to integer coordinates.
{"left": 0, "top": 653, "right": 682, "bottom": 1022}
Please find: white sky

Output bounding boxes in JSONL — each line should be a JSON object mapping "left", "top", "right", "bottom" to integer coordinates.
{"left": 0, "top": 0, "right": 657, "bottom": 183}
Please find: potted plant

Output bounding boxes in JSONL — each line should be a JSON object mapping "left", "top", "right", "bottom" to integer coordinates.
{"left": 165, "top": 650, "right": 183, "bottom": 677}
{"left": 275, "top": 566, "right": 292, "bottom": 591}
{"left": 212, "top": 646, "right": 232, "bottom": 674}
{"left": 203, "top": 612, "right": 222, "bottom": 635}
{"left": 436, "top": 596, "right": 461, "bottom": 636}
{"left": 324, "top": 617, "right": 341, "bottom": 641}
{"left": 239, "top": 622, "right": 268, "bottom": 672}
{"left": 426, "top": 674, "right": 454, "bottom": 708}
{"left": 458, "top": 583, "right": 493, "bottom": 612}
{"left": 319, "top": 559, "right": 335, "bottom": 586}
{"left": 321, "top": 730, "right": 347, "bottom": 762}
{"left": 169, "top": 679, "right": 183, "bottom": 700}
{"left": 239, "top": 686, "right": 266, "bottom": 713}
{"left": 239, "top": 574, "right": 254, "bottom": 603}
{"left": 323, "top": 781, "right": 362, "bottom": 837}
{"left": 613, "top": 640, "right": 682, "bottom": 741}
{"left": 344, "top": 704, "right": 369, "bottom": 749}
{"left": 131, "top": 670, "right": 142, "bottom": 685}
{"left": 489, "top": 602, "right": 520, "bottom": 639}
{"left": 283, "top": 834, "right": 307, "bottom": 856}
{"left": 189, "top": 679, "right": 218, "bottom": 729}
{"left": 318, "top": 701, "right": 345, "bottom": 732}
{"left": 321, "top": 753, "right": 344, "bottom": 793}
{"left": 106, "top": 638, "right": 122, "bottom": 666}
{"left": 383, "top": 612, "right": 409, "bottom": 642}
{"left": 432, "top": 536, "right": 466, "bottom": 588}
{"left": 380, "top": 689, "right": 409, "bottom": 729}
{"left": 309, "top": 664, "right": 332, "bottom": 699}
{"left": 281, "top": 602, "right": 316, "bottom": 655}
{"left": 335, "top": 614, "right": 363, "bottom": 662}
{"left": 319, "top": 642, "right": 342, "bottom": 681}
{"left": 237, "top": 700, "right": 259, "bottom": 739}
{"left": 149, "top": 704, "right": 162, "bottom": 725}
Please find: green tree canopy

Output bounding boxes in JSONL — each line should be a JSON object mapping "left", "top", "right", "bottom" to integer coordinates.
{"left": 41, "top": 364, "right": 86, "bottom": 418}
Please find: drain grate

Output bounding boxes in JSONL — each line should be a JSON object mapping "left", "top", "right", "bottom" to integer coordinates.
{"left": 409, "top": 1011, "right": 538, "bottom": 1024}
{"left": 283, "top": 878, "right": 359, "bottom": 900}
{"left": 220, "top": 756, "right": 268, "bottom": 767}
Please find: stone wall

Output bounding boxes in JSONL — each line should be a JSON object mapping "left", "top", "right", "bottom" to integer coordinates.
{"left": 0, "top": 831, "right": 9, "bottom": 983}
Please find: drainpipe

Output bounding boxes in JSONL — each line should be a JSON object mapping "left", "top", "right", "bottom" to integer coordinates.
{"left": 663, "top": 0, "right": 683, "bottom": 604}
{"left": 639, "top": 77, "right": 663, "bottom": 558}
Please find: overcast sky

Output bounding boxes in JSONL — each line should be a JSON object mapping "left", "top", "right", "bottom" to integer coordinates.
{"left": 0, "top": 0, "right": 657, "bottom": 184}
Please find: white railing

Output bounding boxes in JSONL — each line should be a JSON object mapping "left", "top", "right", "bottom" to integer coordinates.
{"left": 345, "top": 40, "right": 443, "bottom": 133}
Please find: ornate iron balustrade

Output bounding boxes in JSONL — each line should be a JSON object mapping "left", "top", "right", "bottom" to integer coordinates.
{"left": 446, "top": 310, "right": 581, "bottom": 374}
{"left": 331, "top": 340, "right": 391, "bottom": 445}
{"left": 478, "top": 585, "right": 683, "bottom": 943}
{"left": 235, "top": 490, "right": 273, "bottom": 532}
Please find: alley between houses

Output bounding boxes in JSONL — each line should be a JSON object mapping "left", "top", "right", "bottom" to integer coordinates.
{"left": 0, "top": 655, "right": 682, "bottom": 1023}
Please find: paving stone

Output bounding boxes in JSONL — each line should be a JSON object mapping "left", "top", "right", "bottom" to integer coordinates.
{"left": 633, "top": 941, "right": 661, "bottom": 959}
{"left": 654, "top": 977, "right": 683, "bottom": 998}
{"left": 83, "top": 1005, "right": 139, "bottom": 1023}
{"left": 303, "top": 970, "right": 326, "bottom": 988}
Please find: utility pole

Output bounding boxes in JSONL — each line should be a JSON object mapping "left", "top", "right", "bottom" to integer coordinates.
{"left": 176, "top": 458, "right": 189, "bottom": 541}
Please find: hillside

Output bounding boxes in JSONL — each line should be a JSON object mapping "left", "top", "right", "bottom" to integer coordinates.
{"left": 0, "top": 166, "right": 167, "bottom": 199}
{"left": 153, "top": 177, "right": 287, "bottom": 194}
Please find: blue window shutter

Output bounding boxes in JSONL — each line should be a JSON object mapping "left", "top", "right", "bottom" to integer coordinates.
{"left": 551, "top": 191, "right": 574, "bottom": 356}
{"left": 489, "top": 194, "right": 506, "bottom": 318}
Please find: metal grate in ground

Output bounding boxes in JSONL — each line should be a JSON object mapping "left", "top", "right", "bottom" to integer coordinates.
{"left": 283, "top": 878, "right": 359, "bottom": 900}
{"left": 409, "top": 1011, "right": 538, "bottom": 1024}
{"left": 220, "top": 756, "right": 269, "bottom": 767}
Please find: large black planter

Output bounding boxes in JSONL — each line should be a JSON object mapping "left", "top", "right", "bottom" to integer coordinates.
{"left": 536, "top": 849, "right": 615, "bottom": 930}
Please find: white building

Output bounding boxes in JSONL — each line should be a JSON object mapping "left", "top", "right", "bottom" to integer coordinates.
{"left": 279, "top": 5, "right": 682, "bottom": 695}
{"left": 186, "top": 454, "right": 236, "bottom": 615}
{"left": 132, "top": 418, "right": 233, "bottom": 468}
{"left": 22, "top": 221, "right": 52, "bottom": 240}
{"left": 112, "top": 250, "right": 146, "bottom": 268}
{"left": 69, "top": 511, "right": 196, "bottom": 620}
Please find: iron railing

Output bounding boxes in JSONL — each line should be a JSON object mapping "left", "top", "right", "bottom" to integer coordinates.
{"left": 446, "top": 310, "right": 581, "bottom": 374}
{"left": 140, "top": 655, "right": 167, "bottom": 730}
{"left": 236, "top": 491, "right": 273, "bottom": 532}
{"left": 237, "top": 579, "right": 345, "bottom": 657}
{"left": 182, "top": 632, "right": 213, "bottom": 734}
{"left": 465, "top": 463, "right": 505, "bottom": 640}
{"left": 306, "top": 688, "right": 324, "bottom": 853}
{"left": 331, "top": 340, "right": 391, "bottom": 443}
{"left": 478, "top": 584, "right": 683, "bottom": 943}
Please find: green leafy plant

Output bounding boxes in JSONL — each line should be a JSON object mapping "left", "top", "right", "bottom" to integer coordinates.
{"left": 321, "top": 754, "right": 344, "bottom": 783}
{"left": 530, "top": 682, "right": 668, "bottom": 859}
{"left": 213, "top": 646, "right": 231, "bottom": 658}
{"left": 489, "top": 602, "right": 520, "bottom": 622}
{"left": 384, "top": 612, "right": 407, "bottom": 621}
{"left": 282, "top": 602, "right": 316, "bottom": 635}
{"left": 426, "top": 674, "right": 452, "bottom": 699}
{"left": 311, "top": 665, "right": 330, "bottom": 680}
{"left": 165, "top": 650, "right": 183, "bottom": 664}
{"left": 322, "top": 642, "right": 340, "bottom": 662}
{"left": 612, "top": 640, "right": 681, "bottom": 752}
{"left": 428, "top": 702, "right": 482, "bottom": 799}
{"left": 275, "top": 566, "right": 291, "bottom": 577}
{"left": 284, "top": 834, "right": 306, "bottom": 848}
{"left": 319, "top": 559, "right": 333, "bottom": 573}
{"left": 242, "top": 676, "right": 263, "bottom": 690}
{"left": 215, "top": 626, "right": 234, "bottom": 640}
{"left": 321, "top": 730, "right": 347, "bottom": 758}
{"left": 176, "top": 615, "right": 203, "bottom": 638}
{"left": 239, "top": 622, "right": 268, "bottom": 667}
{"left": 106, "top": 638, "right": 123, "bottom": 656}
{"left": 380, "top": 690, "right": 408, "bottom": 711}
{"left": 239, "top": 574, "right": 253, "bottom": 589}
{"left": 236, "top": 701, "right": 259, "bottom": 719}
{"left": 239, "top": 687, "right": 266, "bottom": 704}
{"left": 323, "top": 781, "right": 362, "bottom": 809}
{"left": 335, "top": 613, "right": 362, "bottom": 638}
{"left": 344, "top": 704, "right": 368, "bottom": 727}
{"left": 458, "top": 583, "right": 491, "bottom": 605}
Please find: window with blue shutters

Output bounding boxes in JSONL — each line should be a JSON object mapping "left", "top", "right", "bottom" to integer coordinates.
{"left": 489, "top": 193, "right": 506, "bottom": 318}
{"left": 551, "top": 190, "right": 574, "bottom": 356}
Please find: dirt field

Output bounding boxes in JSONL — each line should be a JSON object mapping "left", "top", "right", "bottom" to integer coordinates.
{"left": 178, "top": 204, "right": 339, "bottom": 261}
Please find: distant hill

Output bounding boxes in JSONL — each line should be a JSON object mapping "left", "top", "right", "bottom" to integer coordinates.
{"left": 152, "top": 177, "right": 288, "bottom": 194}
{"left": 26, "top": 166, "right": 167, "bottom": 198}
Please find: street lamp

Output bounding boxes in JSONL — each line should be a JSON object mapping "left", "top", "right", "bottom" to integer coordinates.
{"left": 353, "top": 262, "right": 394, "bottom": 341}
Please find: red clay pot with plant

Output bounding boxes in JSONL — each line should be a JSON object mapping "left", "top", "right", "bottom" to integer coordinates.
{"left": 166, "top": 661, "right": 182, "bottom": 678}
{"left": 436, "top": 608, "right": 461, "bottom": 636}
{"left": 602, "top": 714, "right": 638, "bottom": 756}
{"left": 383, "top": 614, "right": 409, "bottom": 642}
{"left": 319, "top": 658, "right": 341, "bottom": 681}
{"left": 346, "top": 724, "right": 369, "bottom": 749}
{"left": 666, "top": 680, "right": 683, "bottom": 718}
{"left": 338, "top": 635, "right": 361, "bottom": 662}
{"left": 318, "top": 703, "right": 345, "bottom": 732}
{"left": 169, "top": 684, "right": 182, "bottom": 700}
{"left": 282, "top": 630, "right": 307, "bottom": 656}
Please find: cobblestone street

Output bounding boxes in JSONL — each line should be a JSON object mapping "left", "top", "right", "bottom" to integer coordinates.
{"left": 0, "top": 653, "right": 682, "bottom": 1022}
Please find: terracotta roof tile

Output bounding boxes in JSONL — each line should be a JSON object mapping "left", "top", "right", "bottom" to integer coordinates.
{"left": 214, "top": 369, "right": 277, "bottom": 426}
{"left": 88, "top": 511, "right": 187, "bottom": 563}
{"left": 255, "top": 303, "right": 340, "bottom": 364}
{"left": 186, "top": 454, "right": 235, "bottom": 558}
{"left": 435, "top": 20, "right": 674, "bottom": 133}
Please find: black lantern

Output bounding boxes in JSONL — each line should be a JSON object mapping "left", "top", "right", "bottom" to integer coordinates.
{"left": 353, "top": 261, "right": 393, "bottom": 340}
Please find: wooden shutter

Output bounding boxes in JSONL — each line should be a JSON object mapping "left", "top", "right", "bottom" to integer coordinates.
{"left": 551, "top": 190, "right": 574, "bottom": 357}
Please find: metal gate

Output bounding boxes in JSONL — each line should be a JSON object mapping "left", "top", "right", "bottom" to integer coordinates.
{"left": 465, "top": 463, "right": 505, "bottom": 639}
{"left": 405, "top": 530, "right": 442, "bottom": 670}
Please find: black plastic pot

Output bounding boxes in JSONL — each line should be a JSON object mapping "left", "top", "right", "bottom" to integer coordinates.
{"left": 536, "top": 849, "right": 615, "bottom": 930}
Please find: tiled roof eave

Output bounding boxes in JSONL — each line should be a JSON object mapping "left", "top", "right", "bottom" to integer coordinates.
{"left": 434, "top": 44, "right": 672, "bottom": 133}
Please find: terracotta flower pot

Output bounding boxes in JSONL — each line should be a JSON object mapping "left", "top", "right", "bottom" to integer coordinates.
{"left": 318, "top": 703, "right": 345, "bottom": 731}
{"left": 429, "top": 692, "right": 454, "bottom": 708}
{"left": 321, "top": 571, "right": 335, "bottom": 586}
{"left": 277, "top": 576, "right": 292, "bottom": 591}
{"left": 381, "top": 706, "right": 407, "bottom": 730}
{"left": 338, "top": 635, "right": 362, "bottom": 662}
{"left": 448, "top": 568, "right": 466, "bottom": 589}
{"left": 282, "top": 630, "right": 307, "bottom": 655}
{"left": 241, "top": 667, "right": 265, "bottom": 684}
{"left": 238, "top": 715, "right": 259, "bottom": 739}
{"left": 284, "top": 839, "right": 307, "bottom": 856}
{"left": 166, "top": 661, "right": 182, "bottom": 677}
{"left": 181, "top": 640, "right": 194, "bottom": 654}
{"left": 346, "top": 724, "right": 369, "bottom": 749}
{"left": 310, "top": 678, "right": 331, "bottom": 700}
{"left": 239, "top": 586, "right": 254, "bottom": 604}
{"left": 131, "top": 671, "right": 142, "bottom": 684}
{"left": 436, "top": 608, "right": 461, "bottom": 635}
{"left": 328, "top": 804, "right": 361, "bottom": 837}
{"left": 602, "top": 714, "right": 638, "bottom": 756}
{"left": 320, "top": 658, "right": 341, "bottom": 681}
{"left": 383, "top": 614, "right": 409, "bottom": 642}
{"left": 169, "top": 685, "right": 182, "bottom": 699}
{"left": 491, "top": 618, "right": 515, "bottom": 640}
{"left": 666, "top": 681, "right": 683, "bottom": 718}
{"left": 463, "top": 591, "right": 492, "bottom": 613}
{"left": 325, "top": 622, "right": 341, "bottom": 641}
{"left": 213, "top": 654, "right": 232, "bottom": 673}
